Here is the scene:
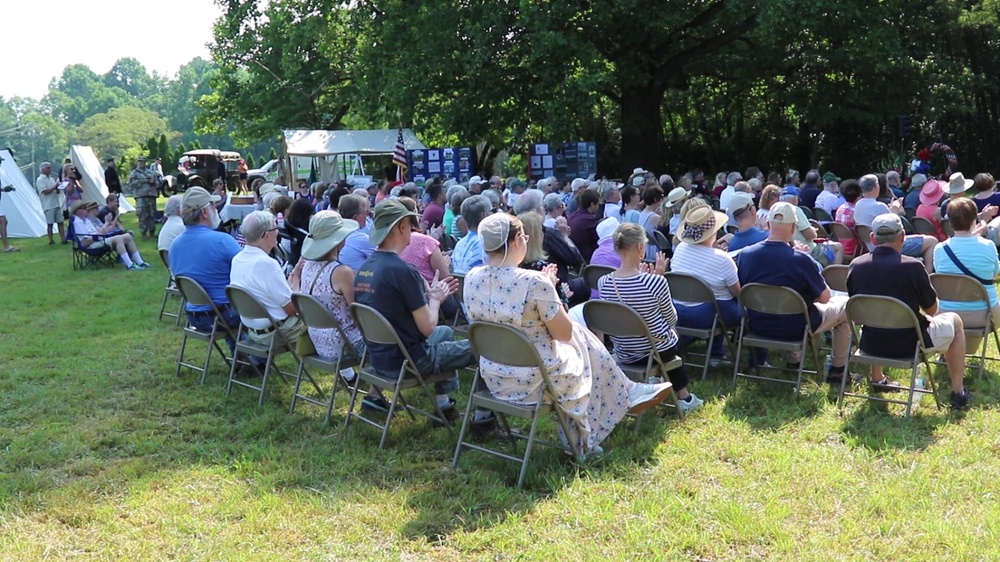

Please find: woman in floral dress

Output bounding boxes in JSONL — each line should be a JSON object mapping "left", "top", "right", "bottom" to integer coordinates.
{"left": 464, "top": 213, "right": 672, "bottom": 458}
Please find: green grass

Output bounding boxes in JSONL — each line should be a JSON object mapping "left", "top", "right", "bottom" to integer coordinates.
{"left": 2, "top": 207, "right": 1000, "bottom": 560}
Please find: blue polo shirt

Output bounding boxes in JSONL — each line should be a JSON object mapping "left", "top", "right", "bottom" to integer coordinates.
{"left": 728, "top": 227, "right": 768, "bottom": 252}
{"left": 169, "top": 225, "right": 242, "bottom": 311}
{"left": 736, "top": 240, "right": 825, "bottom": 340}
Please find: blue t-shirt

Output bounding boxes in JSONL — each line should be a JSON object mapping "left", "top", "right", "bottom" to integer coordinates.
{"left": 169, "top": 225, "right": 243, "bottom": 311}
{"left": 933, "top": 236, "right": 1000, "bottom": 311}
{"left": 452, "top": 230, "right": 484, "bottom": 275}
{"left": 728, "top": 227, "right": 768, "bottom": 252}
{"left": 340, "top": 224, "right": 374, "bottom": 271}
{"left": 354, "top": 250, "right": 428, "bottom": 373}
{"left": 736, "top": 241, "right": 825, "bottom": 340}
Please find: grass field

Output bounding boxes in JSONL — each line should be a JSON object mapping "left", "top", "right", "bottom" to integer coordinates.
{"left": 1, "top": 208, "right": 999, "bottom": 561}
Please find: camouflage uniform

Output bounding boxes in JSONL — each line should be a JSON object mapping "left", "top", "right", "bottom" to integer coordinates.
{"left": 128, "top": 165, "right": 159, "bottom": 237}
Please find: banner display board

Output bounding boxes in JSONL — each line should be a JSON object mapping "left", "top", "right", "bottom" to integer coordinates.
{"left": 529, "top": 142, "right": 597, "bottom": 181}
{"left": 407, "top": 146, "right": 475, "bottom": 186}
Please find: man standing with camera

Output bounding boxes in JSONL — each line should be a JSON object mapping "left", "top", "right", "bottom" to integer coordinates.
{"left": 128, "top": 156, "right": 159, "bottom": 239}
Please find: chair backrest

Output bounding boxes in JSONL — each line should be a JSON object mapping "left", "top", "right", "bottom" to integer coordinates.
{"left": 175, "top": 276, "right": 214, "bottom": 308}
{"left": 904, "top": 206, "right": 916, "bottom": 220}
{"left": 439, "top": 232, "right": 454, "bottom": 252}
{"left": 930, "top": 272, "right": 991, "bottom": 306}
{"left": 800, "top": 206, "right": 815, "bottom": 220}
{"left": 827, "top": 222, "right": 854, "bottom": 243}
{"left": 846, "top": 295, "right": 924, "bottom": 349}
{"left": 664, "top": 271, "right": 714, "bottom": 304}
{"left": 582, "top": 299, "right": 649, "bottom": 339}
{"left": 468, "top": 321, "right": 545, "bottom": 368}
{"left": 809, "top": 219, "right": 829, "bottom": 237}
{"left": 292, "top": 292, "right": 343, "bottom": 331}
{"left": 159, "top": 248, "right": 171, "bottom": 270}
{"left": 941, "top": 218, "right": 955, "bottom": 238}
{"left": 899, "top": 216, "right": 914, "bottom": 235}
{"left": 226, "top": 285, "right": 272, "bottom": 323}
{"left": 652, "top": 230, "right": 672, "bottom": 252}
{"left": 349, "top": 302, "right": 405, "bottom": 347}
{"left": 582, "top": 264, "right": 616, "bottom": 291}
{"left": 822, "top": 264, "right": 850, "bottom": 293}
{"left": 855, "top": 224, "right": 872, "bottom": 253}
{"left": 813, "top": 207, "right": 833, "bottom": 223}
{"left": 910, "top": 216, "right": 937, "bottom": 235}
{"left": 452, "top": 272, "right": 466, "bottom": 305}
{"left": 739, "top": 283, "right": 809, "bottom": 317}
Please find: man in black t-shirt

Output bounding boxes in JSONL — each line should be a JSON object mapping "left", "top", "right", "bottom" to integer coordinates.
{"left": 354, "top": 199, "right": 473, "bottom": 423}
{"left": 847, "top": 213, "right": 971, "bottom": 409}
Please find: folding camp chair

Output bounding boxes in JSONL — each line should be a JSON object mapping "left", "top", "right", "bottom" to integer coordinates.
{"left": 67, "top": 219, "right": 118, "bottom": 270}
{"left": 174, "top": 276, "right": 239, "bottom": 385}
{"left": 346, "top": 303, "right": 458, "bottom": 449}
{"left": 582, "top": 299, "right": 684, "bottom": 428}
{"left": 839, "top": 295, "right": 942, "bottom": 416}
{"left": 822, "top": 264, "right": 850, "bottom": 293}
{"left": 452, "top": 321, "right": 574, "bottom": 488}
{"left": 158, "top": 249, "right": 184, "bottom": 326}
{"left": 732, "top": 283, "right": 823, "bottom": 394}
{"left": 582, "top": 264, "right": 615, "bottom": 294}
{"left": 290, "top": 293, "right": 363, "bottom": 422}
{"left": 225, "top": 285, "right": 320, "bottom": 408}
{"left": 930, "top": 273, "right": 1000, "bottom": 380}
{"left": 665, "top": 271, "right": 737, "bottom": 380}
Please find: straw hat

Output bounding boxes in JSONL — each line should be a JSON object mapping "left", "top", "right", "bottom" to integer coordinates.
{"left": 678, "top": 206, "right": 729, "bottom": 245}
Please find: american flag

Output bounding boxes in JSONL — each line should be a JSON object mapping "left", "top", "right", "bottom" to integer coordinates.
{"left": 392, "top": 127, "right": 408, "bottom": 182}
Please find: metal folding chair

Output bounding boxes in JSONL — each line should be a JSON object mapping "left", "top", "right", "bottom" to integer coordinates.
{"left": 840, "top": 295, "right": 942, "bottom": 416}
{"left": 813, "top": 207, "right": 834, "bottom": 223}
{"left": 732, "top": 283, "right": 823, "bottom": 394}
{"left": 174, "top": 276, "right": 238, "bottom": 385}
{"left": 582, "top": 264, "right": 615, "bottom": 294}
{"left": 347, "top": 303, "right": 458, "bottom": 449}
{"left": 582, "top": 299, "right": 684, "bottom": 427}
{"left": 828, "top": 222, "right": 861, "bottom": 261}
{"left": 447, "top": 273, "right": 469, "bottom": 338}
{"left": 822, "top": 264, "right": 850, "bottom": 293}
{"left": 665, "top": 271, "right": 737, "bottom": 380}
{"left": 910, "top": 216, "right": 937, "bottom": 236}
{"left": 801, "top": 207, "right": 815, "bottom": 220}
{"left": 225, "top": 285, "right": 320, "bottom": 408}
{"left": 930, "top": 273, "right": 1000, "bottom": 380}
{"left": 855, "top": 225, "right": 872, "bottom": 255}
{"left": 158, "top": 249, "right": 184, "bottom": 326}
{"left": 452, "top": 321, "right": 574, "bottom": 488}
{"left": 290, "top": 293, "right": 362, "bottom": 422}
{"left": 652, "top": 230, "right": 673, "bottom": 254}
{"left": 941, "top": 219, "right": 955, "bottom": 238}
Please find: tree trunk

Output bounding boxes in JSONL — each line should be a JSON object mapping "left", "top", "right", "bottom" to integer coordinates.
{"left": 619, "top": 83, "right": 666, "bottom": 177}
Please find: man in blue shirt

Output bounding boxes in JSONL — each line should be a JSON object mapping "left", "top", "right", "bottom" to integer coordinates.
{"left": 736, "top": 202, "right": 851, "bottom": 382}
{"left": 337, "top": 194, "right": 373, "bottom": 271}
{"left": 726, "top": 193, "right": 767, "bottom": 252}
{"left": 169, "top": 187, "right": 243, "bottom": 349}
{"left": 451, "top": 195, "right": 491, "bottom": 275}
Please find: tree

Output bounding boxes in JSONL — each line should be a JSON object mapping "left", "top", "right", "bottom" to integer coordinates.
{"left": 74, "top": 106, "right": 175, "bottom": 161}
{"left": 158, "top": 134, "right": 170, "bottom": 164}
{"left": 46, "top": 64, "right": 136, "bottom": 127}
{"left": 103, "top": 58, "right": 160, "bottom": 100}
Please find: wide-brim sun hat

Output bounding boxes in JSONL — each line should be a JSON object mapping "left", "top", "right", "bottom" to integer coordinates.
{"left": 919, "top": 179, "right": 944, "bottom": 205}
{"left": 678, "top": 206, "right": 729, "bottom": 245}
{"left": 301, "top": 211, "right": 359, "bottom": 260}
{"left": 368, "top": 198, "right": 419, "bottom": 247}
{"left": 946, "top": 172, "right": 974, "bottom": 195}
{"left": 666, "top": 187, "right": 688, "bottom": 206}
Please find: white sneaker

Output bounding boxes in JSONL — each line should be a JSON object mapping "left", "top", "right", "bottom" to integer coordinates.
{"left": 340, "top": 368, "right": 356, "bottom": 382}
{"left": 678, "top": 393, "right": 704, "bottom": 414}
{"left": 627, "top": 382, "right": 673, "bottom": 414}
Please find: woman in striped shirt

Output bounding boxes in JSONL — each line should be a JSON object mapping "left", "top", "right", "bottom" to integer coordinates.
{"left": 598, "top": 223, "right": 704, "bottom": 413}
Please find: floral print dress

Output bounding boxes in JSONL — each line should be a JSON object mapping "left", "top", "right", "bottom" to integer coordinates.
{"left": 464, "top": 265, "right": 634, "bottom": 456}
{"left": 301, "top": 259, "right": 365, "bottom": 359}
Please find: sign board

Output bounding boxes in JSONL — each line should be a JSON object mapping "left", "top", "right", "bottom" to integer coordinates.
{"left": 528, "top": 141, "right": 597, "bottom": 180}
{"left": 407, "top": 146, "right": 475, "bottom": 186}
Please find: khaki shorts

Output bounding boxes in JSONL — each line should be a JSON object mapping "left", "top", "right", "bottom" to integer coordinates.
{"left": 925, "top": 313, "right": 958, "bottom": 353}
{"left": 44, "top": 207, "right": 62, "bottom": 224}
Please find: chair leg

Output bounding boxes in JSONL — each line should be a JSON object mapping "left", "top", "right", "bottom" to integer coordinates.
{"left": 379, "top": 381, "right": 406, "bottom": 450}
{"left": 344, "top": 376, "right": 363, "bottom": 428}
{"left": 731, "top": 325, "right": 746, "bottom": 390}
{"left": 700, "top": 331, "right": 714, "bottom": 381}
{"left": 452, "top": 380, "right": 480, "bottom": 468}
{"left": 206, "top": 340, "right": 229, "bottom": 385}
{"left": 174, "top": 333, "right": 189, "bottom": 377}
{"left": 290, "top": 360, "right": 306, "bottom": 414}
{"left": 158, "top": 291, "right": 170, "bottom": 322}
{"left": 837, "top": 347, "right": 851, "bottom": 413}
{"left": 324, "top": 359, "right": 345, "bottom": 425}
{"left": 175, "top": 298, "right": 185, "bottom": 327}
{"left": 516, "top": 407, "right": 546, "bottom": 489}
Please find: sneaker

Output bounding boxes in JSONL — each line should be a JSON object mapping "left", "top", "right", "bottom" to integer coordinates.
{"left": 138, "top": 262, "right": 153, "bottom": 269}
{"left": 708, "top": 356, "right": 731, "bottom": 368}
{"left": 951, "top": 388, "right": 973, "bottom": 410}
{"left": 825, "top": 369, "right": 861, "bottom": 385}
{"left": 126, "top": 264, "right": 143, "bottom": 271}
{"left": 678, "top": 393, "right": 704, "bottom": 413}
{"left": 361, "top": 395, "right": 390, "bottom": 413}
{"left": 627, "top": 382, "right": 673, "bottom": 415}
{"left": 871, "top": 376, "right": 903, "bottom": 393}
{"left": 432, "top": 399, "right": 460, "bottom": 427}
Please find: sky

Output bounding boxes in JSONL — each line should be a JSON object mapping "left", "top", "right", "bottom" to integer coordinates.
{"left": 2, "top": 0, "right": 221, "bottom": 100}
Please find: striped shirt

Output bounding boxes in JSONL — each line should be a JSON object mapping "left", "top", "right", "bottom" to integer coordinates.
{"left": 670, "top": 242, "right": 739, "bottom": 303}
{"left": 597, "top": 272, "right": 679, "bottom": 364}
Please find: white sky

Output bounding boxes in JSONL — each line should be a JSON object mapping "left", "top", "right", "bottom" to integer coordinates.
{"left": 2, "top": 0, "right": 220, "bottom": 100}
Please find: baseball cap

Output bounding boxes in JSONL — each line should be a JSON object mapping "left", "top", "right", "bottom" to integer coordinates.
{"left": 767, "top": 201, "right": 798, "bottom": 224}
{"left": 181, "top": 186, "right": 221, "bottom": 213}
{"left": 468, "top": 175, "right": 483, "bottom": 185}
{"left": 727, "top": 192, "right": 755, "bottom": 215}
{"left": 871, "top": 213, "right": 904, "bottom": 234}
{"left": 368, "top": 199, "right": 419, "bottom": 246}
{"left": 780, "top": 186, "right": 801, "bottom": 197}
{"left": 822, "top": 172, "right": 841, "bottom": 183}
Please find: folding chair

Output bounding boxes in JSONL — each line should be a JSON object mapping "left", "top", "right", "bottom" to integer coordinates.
{"left": 158, "top": 249, "right": 184, "bottom": 326}
{"left": 732, "top": 283, "right": 823, "bottom": 394}
{"left": 899, "top": 215, "right": 914, "bottom": 235}
{"left": 809, "top": 219, "right": 829, "bottom": 238}
{"left": 828, "top": 222, "right": 861, "bottom": 260}
{"left": 447, "top": 273, "right": 469, "bottom": 338}
{"left": 839, "top": 295, "right": 942, "bottom": 416}
{"left": 855, "top": 224, "right": 872, "bottom": 255}
{"left": 174, "top": 276, "right": 239, "bottom": 385}
{"left": 910, "top": 216, "right": 937, "bottom": 236}
{"left": 582, "top": 299, "right": 684, "bottom": 428}
{"left": 930, "top": 273, "right": 1000, "bottom": 380}
{"left": 652, "top": 230, "right": 673, "bottom": 254}
{"left": 290, "top": 293, "right": 362, "bottom": 421}
{"left": 582, "top": 264, "right": 615, "bottom": 294}
{"left": 665, "top": 271, "right": 737, "bottom": 380}
{"left": 822, "top": 264, "right": 850, "bottom": 293}
{"left": 801, "top": 207, "right": 815, "bottom": 220}
{"left": 347, "top": 303, "right": 458, "bottom": 449}
{"left": 813, "top": 207, "right": 834, "bottom": 223}
{"left": 67, "top": 220, "right": 118, "bottom": 270}
{"left": 225, "top": 285, "right": 321, "bottom": 408}
{"left": 941, "top": 219, "right": 955, "bottom": 238}
{"left": 452, "top": 321, "right": 574, "bottom": 488}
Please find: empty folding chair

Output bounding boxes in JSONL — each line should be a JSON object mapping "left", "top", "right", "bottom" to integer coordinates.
{"left": 452, "top": 321, "right": 574, "bottom": 488}
{"left": 347, "top": 303, "right": 458, "bottom": 449}
{"left": 174, "top": 276, "right": 239, "bottom": 385}
{"left": 158, "top": 249, "right": 185, "bottom": 326}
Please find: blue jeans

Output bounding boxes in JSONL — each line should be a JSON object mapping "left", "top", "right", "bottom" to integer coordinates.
{"left": 411, "top": 326, "right": 470, "bottom": 395}
{"left": 675, "top": 298, "right": 742, "bottom": 357}
{"left": 186, "top": 305, "right": 241, "bottom": 353}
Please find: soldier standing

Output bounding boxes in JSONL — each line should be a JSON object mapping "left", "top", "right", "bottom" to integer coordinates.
{"left": 128, "top": 156, "right": 159, "bottom": 239}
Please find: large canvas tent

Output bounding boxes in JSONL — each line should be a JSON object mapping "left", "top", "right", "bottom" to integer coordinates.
{"left": 281, "top": 129, "right": 426, "bottom": 183}
{"left": 0, "top": 149, "right": 47, "bottom": 238}
{"left": 69, "top": 145, "right": 134, "bottom": 213}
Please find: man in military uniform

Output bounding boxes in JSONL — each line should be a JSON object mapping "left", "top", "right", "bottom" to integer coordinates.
{"left": 128, "top": 156, "right": 159, "bottom": 239}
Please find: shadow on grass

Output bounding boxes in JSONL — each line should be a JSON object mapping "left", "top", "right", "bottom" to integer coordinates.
{"left": 721, "top": 377, "right": 827, "bottom": 432}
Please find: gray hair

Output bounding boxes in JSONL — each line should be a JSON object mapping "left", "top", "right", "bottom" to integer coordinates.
{"left": 543, "top": 192, "right": 564, "bottom": 213}
{"left": 461, "top": 195, "right": 492, "bottom": 230}
{"left": 734, "top": 181, "right": 751, "bottom": 193}
{"left": 726, "top": 171, "right": 743, "bottom": 185}
{"left": 886, "top": 170, "right": 900, "bottom": 183}
{"left": 513, "top": 188, "right": 545, "bottom": 214}
{"left": 600, "top": 181, "right": 619, "bottom": 201}
{"left": 338, "top": 194, "right": 366, "bottom": 220}
{"left": 181, "top": 205, "right": 206, "bottom": 226}
{"left": 779, "top": 193, "right": 798, "bottom": 203}
{"left": 482, "top": 189, "right": 500, "bottom": 207}
{"left": 748, "top": 178, "right": 762, "bottom": 191}
{"left": 874, "top": 229, "right": 903, "bottom": 246}
{"left": 242, "top": 211, "right": 276, "bottom": 243}
{"left": 164, "top": 194, "right": 183, "bottom": 217}
{"left": 352, "top": 188, "right": 368, "bottom": 198}
{"left": 446, "top": 185, "right": 468, "bottom": 201}
{"left": 859, "top": 174, "right": 879, "bottom": 193}
{"left": 389, "top": 186, "right": 403, "bottom": 197}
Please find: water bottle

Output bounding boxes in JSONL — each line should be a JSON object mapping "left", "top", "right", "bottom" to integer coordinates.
{"left": 824, "top": 354, "right": 832, "bottom": 375}
{"left": 276, "top": 212, "right": 285, "bottom": 229}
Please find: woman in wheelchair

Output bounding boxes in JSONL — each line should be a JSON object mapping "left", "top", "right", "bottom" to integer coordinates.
{"left": 69, "top": 200, "right": 150, "bottom": 270}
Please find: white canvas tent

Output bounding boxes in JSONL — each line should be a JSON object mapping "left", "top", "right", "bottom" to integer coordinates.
{"left": 0, "top": 149, "right": 47, "bottom": 238}
{"left": 69, "top": 145, "right": 134, "bottom": 213}
{"left": 281, "top": 129, "right": 426, "bottom": 183}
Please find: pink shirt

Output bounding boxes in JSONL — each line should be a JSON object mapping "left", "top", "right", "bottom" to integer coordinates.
{"left": 835, "top": 202, "right": 857, "bottom": 256}
{"left": 400, "top": 232, "right": 440, "bottom": 283}
{"left": 916, "top": 203, "right": 946, "bottom": 241}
